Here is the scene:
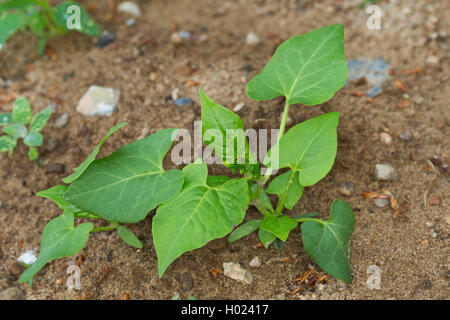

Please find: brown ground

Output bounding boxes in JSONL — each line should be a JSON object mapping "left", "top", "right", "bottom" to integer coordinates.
{"left": 0, "top": 0, "right": 448, "bottom": 300}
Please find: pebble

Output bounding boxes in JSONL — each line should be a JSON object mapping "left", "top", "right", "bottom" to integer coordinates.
{"left": 149, "top": 72, "right": 158, "bottom": 81}
{"left": 45, "top": 163, "right": 66, "bottom": 174}
{"left": 373, "top": 198, "right": 389, "bottom": 208}
{"left": 171, "top": 88, "right": 180, "bottom": 100}
{"left": 374, "top": 164, "right": 399, "bottom": 181}
{"left": 177, "top": 272, "right": 194, "bottom": 291}
{"left": 246, "top": 32, "right": 261, "bottom": 45}
{"left": 379, "top": 132, "right": 392, "bottom": 145}
{"left": 170, "top": 32, "right": 183, "bottom": 44}
{"left": 425, "top": 55, "right": 439, "bottom": 66}
{"left": 233, "top": 102, "right": 245, "bottom": 112}
{"left": 45, "top": 138, "right": 60, "bottom": 153}
{"left": 96, "top": 31, "right": 116, "bottom": 48}
{"left": 117, "top": 1, "right": 141, "bottom": 16}
{"left": 8, "top": 263, "right": 25, "bottom": 276}
{"left": 249, "top": 257, "right": 261, "bottom": 268}
{"left": 425, "top": 221, "right": 434, "bottom": 228}
{"left": 399, "top": 131, "right": 412, "bottom": 141}
{"left": 17, "top": 250, "right": 37, "bottom": 265}
{"left": 207, "top": 238, "right": 228, "bottom": 253}
{"left": 337, "top": 181, "right": 355, "bottom": 196}
{"left": 55, "top": 113, "right": 69, "bottom": 128}
{"left": 76, "top": 86, "right": 120, "bottom": 117}
{"left": 445, "top": 216, "right": 450, "bottom": 225}
{"left": 223, "top": 262, "right": 253, "bottom": 285}
{"left": 125, "top": 18, "right": 136, "bottom": 27}
{"left": 178, "top": 30, "right": 191, "bottom": 39}
{"left": 427, "top": 194, "right": 441, "bottom": 206}
{"left": 0, "top": 286, "right": 25, "bottom": 300}
{"left": 173, "top": 98, "right": 192, "bottom": 106}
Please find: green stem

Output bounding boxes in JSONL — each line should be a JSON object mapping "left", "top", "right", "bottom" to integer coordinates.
{"left": 253, "top": 100, "right": 291, "bottom": 217}
{"left": 274, "top": 169, "right": 295, "bottom": 215}
{"left": 91, "top": 222, "right": 119, "bottom": 233}
{"left": 295, "top": 217, "right": 325, "bottom": 224}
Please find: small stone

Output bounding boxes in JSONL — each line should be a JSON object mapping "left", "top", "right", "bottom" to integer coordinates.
{"left": 173, "top": 98, "right": 192, "bottom": 106}
{"left": 374, "top": 164, "right": 399, "bottom": 181}
{"left": 379, "top": 132, "right": 392, "bottom": 145}
{"left": 171, "top": 88, "right": 180, "bottom": 100}
{"left": 45, "top": 138, "right": 60, "bottom": 153}
{"left": 432, "top": 232, "right": 438, "bottom": 238}
{"left": 77, "top": 86, "right": 120, "bottom": 117}
{"left": 0, "top": 286, "right": 25, "bottom": 300}
{"left": 9, "top": 263, "right": 25, "bottom": 276}
{"left": 125, "top": 18, "right": 136, "bottom": 27}
{"left": 55, "top": 279, "right": 63, "bottom": 285}
{"left": 428, "top": 194, "right": 441, "bottom": 206}
{"left": 425, "top": 55, "right": 439, "bottom": 66}
{"left": 96, "top": 31, "right": 116, "bottom": 48}
{"left": 425, "top": 221, "right": 434, "bottom": 228}
{"left": 117, "top": 1, "right": 141, "bottom": 16}
{"left": 177, "top": 272, "right": 194, "bottom": 291}
{"left": 445, "top": 216, "right": 450, "bottom": 225}
{"left": 337, "top": 181, "right": 355, "bottom": 196}
{"left": 223, "top": 262, "right": 253, "bottom": 285}
{"left": 178, "top": 30, "right": 191, "bottom": 39}
{"left": 55, "top": 113, "right": 69, "bottom": 128}
{"left": 399, "top": 131, "right": 412, "bottom": 141}
{"left": 18, "top": 250, "right": 37, "bottom": 265}
{"left": 45, "top": 163, "right": 66, "bottom": 174}
{"left": 207, "top": 238, "right": 228, "bottom": 253}
{"left": 249, "top": 257, "right": 261, "bottom": 268}
{"left": 233, "top": 102, "right": 245, "bottom": 112}
{"left": 246, "top": 32, "right": 261, "bottom": 45}
{"left": 373, "top": 198, "right": 389, "bottom": 208}
{"left": 170, "top": 32, "right": 183, "bottom": 44}
{"left": 149, "top": 72, "right": 158, "bottom": 81}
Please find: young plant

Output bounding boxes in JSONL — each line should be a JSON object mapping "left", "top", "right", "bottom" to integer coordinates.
{"left": 20, "top": 24, "right": 355, "bottom": 286}
{"left": 0, "top": 0, "right": 99, "bottom": 55}
{"left": 0, "top": 96, "right": 51, "bottom": 161}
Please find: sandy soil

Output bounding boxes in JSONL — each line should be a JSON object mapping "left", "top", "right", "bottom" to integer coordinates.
{"left": 0, "top": 0, "right": 448, "bottom": 300}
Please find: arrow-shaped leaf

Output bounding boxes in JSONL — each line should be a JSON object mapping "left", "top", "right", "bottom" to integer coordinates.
{"left": 66, "top": 128, "right": 184, "bottom": 223}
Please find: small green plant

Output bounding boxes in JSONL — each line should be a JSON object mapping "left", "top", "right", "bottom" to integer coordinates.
{"left": 19, "top": 24, "right": 355, "bottom": 285}
{"left": 0, "top": 96, "right": 51, "bottom": 161}
{"left": 0, "top": 0, "right": 99, "bottom": 55}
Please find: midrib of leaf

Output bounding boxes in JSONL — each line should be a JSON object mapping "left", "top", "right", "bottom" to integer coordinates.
{"left": 285, "top": 26, "right": 339, "bottom": 101}
{"left": 292, "top": 116, "right": 332, "bottom": 170}
{"left": 163, "top": 188, "right": 212, "bottom": 264}
{"left": 68, "top": 168, "right": 164, "bottom": 197}
{"left": 313, "top": 219, "right": 348, "bottom": 259}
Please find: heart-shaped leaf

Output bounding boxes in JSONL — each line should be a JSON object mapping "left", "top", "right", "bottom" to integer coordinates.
{"left": 301, "top": 199, "right": 355, "bottom": 283}
{"left": 19, "top": 210, "right": 94, "bottom": 285}
{"left": 265, "top": 112, "right": 339, "bottom": 186}
{"left": 66, "top": 128, "right": 184, "bottom": 223}
{"left": 247, "top": 24, "right": 347, "bottom": 105}
{"left": 153, "top": 161, "right": 249, "bottom": 277}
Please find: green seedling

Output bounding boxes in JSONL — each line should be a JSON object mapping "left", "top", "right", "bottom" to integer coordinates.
{"left": 20, "top": 24, "right": 355, "bottom": 286}
{"left": 0, "top": 0, "right": 100, "bottom": 55}
{"left": 0, "top": 96, "right": 51, "bottom": 161}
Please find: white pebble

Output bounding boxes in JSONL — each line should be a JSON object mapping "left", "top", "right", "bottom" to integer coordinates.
{"left": 76, "top": 86, "right": 120, "bottom": 117}
{"left": 117, "top": 1, "right": 141, "bottom": 16}
{"left": 223, "top": 262, "right": 253, "bottom": 284}
{"left": 246, "top": 32, "right": 261, "bottom": 45}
